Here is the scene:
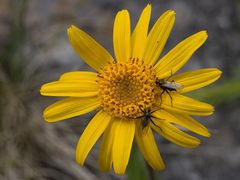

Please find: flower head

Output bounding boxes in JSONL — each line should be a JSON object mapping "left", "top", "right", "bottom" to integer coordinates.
{"left": 40, "top": 4, "right": 221, "bottom": 174}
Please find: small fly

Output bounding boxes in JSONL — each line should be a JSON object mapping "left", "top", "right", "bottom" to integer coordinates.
{"left": 156, "top": 71, "right": 183, "bottom": 106}
{"left": 136, "top": 108, "right": 163, "bottom": 134}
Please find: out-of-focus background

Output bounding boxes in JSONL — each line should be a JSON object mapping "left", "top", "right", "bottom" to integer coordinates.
{"left": 0, "top": 0, "right": 240, "bottom": 179}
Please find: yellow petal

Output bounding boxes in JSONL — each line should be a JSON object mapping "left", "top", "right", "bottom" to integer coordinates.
{"left": 154, "top": 31, "right": 208, "bottom": 79}
{"left": 44, "top": 97, "right": 100, "bottom": 122}
{"left": 76, "top": 110, "right": 111, "bottom": 165}
{"left": 68, "top": 25, "right": 114, "bottom": 71}
{"left": 40, "top": 80, "right": 98, "bottom": 97}
{"left": 169, "top": 68, "right": 222, "bottom": 93}
{"left": 153, "top": 110, "right": 210, "bottom": 137}
{"left": 158, "top": 93, "right": 214, "bottom": 116}
{"left": 135, "top": 120, "right": 165, "bottom": 170}
{"left": 98, "top": 121, "right": 114, "bottom": 172}
{"left": 131, "top": 4, "right": 151, "bottom": 59}
{"left": 112, "top": 118, "right": 135, "bottom": 174}
{"left": 152, "top": 119, "right": 200, "bottom": 148}
{"left": 113, "top": 10, "right": 131, "bottom": 62}
{"left": 59, "top": 71, "right": 98, "bottom": 81}
{"left": 143, "top": 10, "right": 175, "bottom": 66}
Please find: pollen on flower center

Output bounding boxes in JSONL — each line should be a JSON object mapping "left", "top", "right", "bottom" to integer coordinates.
{"left": 98, "top": 58, "right": 157, "bottom": 118}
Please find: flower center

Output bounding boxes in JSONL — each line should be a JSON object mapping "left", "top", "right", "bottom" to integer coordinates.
{"left": 98, "top": 58, "right": 157, "bottom": 118}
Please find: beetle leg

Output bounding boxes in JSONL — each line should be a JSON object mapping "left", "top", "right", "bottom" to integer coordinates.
{"left": 159, "top": 90, "right": 165, "bottom": 106}
{"left": 150, "top": 118, "right": 163, "bottom": 133}
{"left": 166, "top": 90, "right": 173, "bottom": 107}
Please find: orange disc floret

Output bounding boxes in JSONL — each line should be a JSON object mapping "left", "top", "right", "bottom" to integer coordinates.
{"left": 98, "top": 58, "right": 157, "bottom": 118}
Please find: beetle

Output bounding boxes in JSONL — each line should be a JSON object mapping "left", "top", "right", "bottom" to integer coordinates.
{"left": 136, "top": 108, "right": 163, "bottom": 134}
{"left": 156, "top": 71, "right": 183, "bottom": 106}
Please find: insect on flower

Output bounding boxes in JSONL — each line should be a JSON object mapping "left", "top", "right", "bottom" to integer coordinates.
{"left": 136, "top": 108, "right": 163, "bottom": 133}
{"left": 156, "top": 71, "right": 183, "bottom": 106}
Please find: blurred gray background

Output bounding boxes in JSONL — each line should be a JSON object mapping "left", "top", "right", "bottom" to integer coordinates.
{"left": 0, "top": 0, "right": 240, "bottom": 179}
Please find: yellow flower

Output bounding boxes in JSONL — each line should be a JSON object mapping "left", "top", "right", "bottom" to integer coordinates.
{"left": 40, "top": 4, "right": 222, "bottom": 174}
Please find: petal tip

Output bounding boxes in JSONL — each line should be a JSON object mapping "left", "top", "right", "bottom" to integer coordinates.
{"left": 146, "top": 3, "right": 152, "bottom": 9}
{"left": 44, "top": 118, "right": 52, "bottom": 123}
{"left": 214, "top": 69, "right": 222, "bottom": 80}
{"left": 42, "top": 113, "right": 49, "bottom": 122}
{"left": 67, "top": 25, "right": 76, "bottom": 33}
{"left": 119, "top": 9, "right": 129, "bottom": 15}
{"left": 67, "top": 25, "right": 73, "bottom": 30}
{"left": 199, "top": 30, "right": 208, "bottom": 40}
{"left": 155, "top": 161, "right": 166, "bottom": 171}
{"left": 76, "top": 160, "right": 84, "bottom": 166}
{"left": 210, "top": 68, "right": 222, "bottom": 75}
{"left": 113, "top": 163, "right": 127, "bottom": 174}
{"left": 43, "top": 114, "right": 52, "bottom": 123}
{"left": 144, "top": 4, "right": 152, "bottom": 14}
{"left": 168, "top": 10, "right": 176, "bottom": 16}
{"left": 201, "top": 127, "right": 212, "bottom": 137}
{"left": 76, "top": 151, "right": 84, "bottom": 166}
{"left": 43, "top": 109, "right": 51, "bottom": 122}
{"left": 217, "top": 69, "right": 223, "bottom": 75}
{"left": 160, "top": 164, "right": 166, "bottom": 171}
{"left": 211, "top": 105, "right": 215, "bottom": 112}
{"left": 40, "top": 84, "right": 49, "bottom": 96}
{"left": 206, "top": 131, "right": 211, "bottom": 138}
{"left": 99, "top": 167, "right": 111, "bottom": 173}
{"left": 39, "top": 86, "right": 44, "bottom": 95}
{"left": 67, "top": 25, "right": 81, "bottom": 37}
